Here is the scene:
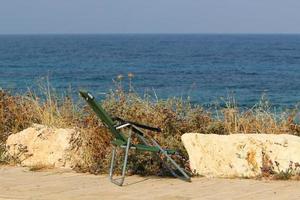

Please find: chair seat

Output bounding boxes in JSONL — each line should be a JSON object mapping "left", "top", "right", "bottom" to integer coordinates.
{"left": 111, "top": 140, "right": 176, "bottom": 154}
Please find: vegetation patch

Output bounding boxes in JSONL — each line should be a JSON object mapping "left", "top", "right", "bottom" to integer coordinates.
{"left": 1, "top": 77, "right": 300, "bottom": 178}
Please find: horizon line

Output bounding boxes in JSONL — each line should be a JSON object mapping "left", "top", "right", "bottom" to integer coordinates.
{"left": 1, "top": 32, "right": 300, "bottom": 35}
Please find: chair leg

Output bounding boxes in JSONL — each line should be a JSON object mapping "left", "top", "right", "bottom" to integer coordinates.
{"left": 150, "top": 139, "right": 191, "bottom": 182}
{"left": 135, "top": 129, "right": 191, "bottom": 182}
{"left": 109, "top": 130, "right": 132, "bottom": 186}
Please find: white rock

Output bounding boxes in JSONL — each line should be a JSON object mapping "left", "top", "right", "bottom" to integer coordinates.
{"left": 6, "top": 124, "right": 76, "bottom": 168}
{"left": 181, "top": 133, "right": 300, "bottom": 178}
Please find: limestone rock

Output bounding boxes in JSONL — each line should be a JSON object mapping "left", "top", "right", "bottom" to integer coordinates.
{"left": 6, "top": 124, "right": 76, "bottom": 168}
{"left": 181, "top": 133, "right": 300, "bottom": 178}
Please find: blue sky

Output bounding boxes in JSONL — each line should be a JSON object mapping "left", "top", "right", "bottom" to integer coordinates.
{"left": 1, "top": 0, "right": 300, "bottom": 34}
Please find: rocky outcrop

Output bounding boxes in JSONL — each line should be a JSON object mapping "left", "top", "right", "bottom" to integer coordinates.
{"left": 6, "top": 124, "right": 76, "bottom": 168}
{"left": 181, "top": 133, "right": 300, "bottom": 178}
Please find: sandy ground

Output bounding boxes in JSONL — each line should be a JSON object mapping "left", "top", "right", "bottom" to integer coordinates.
{"left": 0, "top": 166, "right": 300, "bottom": 200}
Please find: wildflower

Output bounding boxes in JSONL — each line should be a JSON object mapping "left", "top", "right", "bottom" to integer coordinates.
{"left": 117, "top": 74, "right": 123, "bottom": 81}
{"left": 128, "top": 72, "right": 134, "bottom": 79}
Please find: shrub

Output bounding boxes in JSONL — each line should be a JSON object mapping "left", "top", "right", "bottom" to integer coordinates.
{"left": 1, "top": 77, "right": 300, "bottom": 177}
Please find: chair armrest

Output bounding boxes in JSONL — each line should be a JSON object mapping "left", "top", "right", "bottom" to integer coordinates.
{"left": 112, "top": 117, "right": 161, "bottom": 132}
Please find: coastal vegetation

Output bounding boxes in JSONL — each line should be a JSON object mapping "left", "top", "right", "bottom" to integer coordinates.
{"left": 1, "top": 76, "right": 300, "bottom": 178}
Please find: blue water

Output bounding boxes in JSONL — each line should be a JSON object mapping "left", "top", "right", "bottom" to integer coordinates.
{"left": 1, "top": 34, "right": 300, "bottom": 108}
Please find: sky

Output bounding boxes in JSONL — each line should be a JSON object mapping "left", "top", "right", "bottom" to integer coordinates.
{"left": 0, "top": 0, "right": 300, "bottom": 34}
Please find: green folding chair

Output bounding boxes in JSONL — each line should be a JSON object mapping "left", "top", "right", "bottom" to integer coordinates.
{"left": 79, "top": 91, "right": 191, "bottom": 186}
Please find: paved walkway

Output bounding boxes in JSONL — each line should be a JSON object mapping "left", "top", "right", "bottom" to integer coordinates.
{"left": 0, "top": 166, "right": 300, "bottom": 200}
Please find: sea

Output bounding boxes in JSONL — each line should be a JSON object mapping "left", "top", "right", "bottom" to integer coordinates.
{"left": 0, "top": 34, "right": 300, "bottom": 109}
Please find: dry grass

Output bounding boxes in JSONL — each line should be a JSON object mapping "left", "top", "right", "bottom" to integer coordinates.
{"left": 28, "top": 164, "right": 55, "bottom": 172}
{"left": 219, "top": 94, "right": 300, "bottom": 135}
{"left": 1, "top": 77, "right": 300, "bottom": 177}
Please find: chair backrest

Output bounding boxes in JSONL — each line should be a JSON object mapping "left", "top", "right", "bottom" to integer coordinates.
{"left": 79, "top": 91, "right": 127, "bottom": 142}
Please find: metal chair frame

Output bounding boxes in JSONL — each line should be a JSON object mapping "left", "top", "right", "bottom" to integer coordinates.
{"left": 80, "top": 91, "right": 191, "bottom": 186}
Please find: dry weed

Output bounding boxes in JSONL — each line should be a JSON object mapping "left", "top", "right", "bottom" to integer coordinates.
{"left": 1, "top": 77, "right": 300, "bottom": 176}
